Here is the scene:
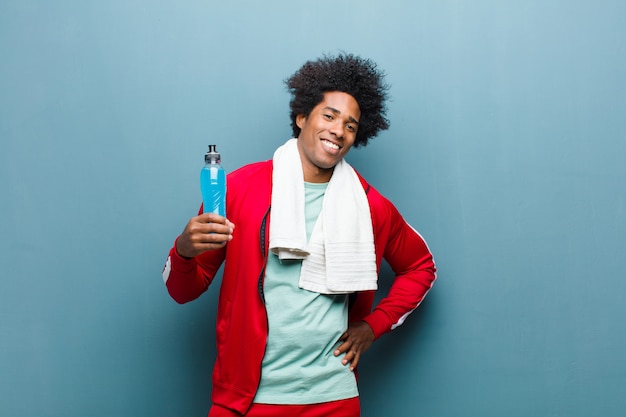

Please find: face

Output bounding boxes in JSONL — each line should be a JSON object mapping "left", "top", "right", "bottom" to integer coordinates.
{"left": 296, "top": 91, "right": 361, "bottom": 183}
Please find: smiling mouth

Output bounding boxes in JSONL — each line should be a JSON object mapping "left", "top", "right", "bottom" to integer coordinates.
{"left": 321, "top": 139, "right": 340, "bottom": 150}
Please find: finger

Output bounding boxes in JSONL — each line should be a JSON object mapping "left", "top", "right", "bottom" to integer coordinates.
{"left": 179, "top": 225, "right": 232, "bottom": 256}
{"left": 196, "top": 214, "right": 236, "bottom": 233}
{"left": 334, "top": 337, "right": 352, "bottom": 356}
{"left": 341, "top": 350, "right": 361, "bottom": 371}
{"left": 189, "top": 220, "right": 234, "bottom": 237}
{"left": 196, "top": 212, "right": 229, "bottom": 224}
{"left": 349, "top": 350, "right": 362, "bottom": 371}
{"left": 195, "top": 226, "right": 233, "bottom": 241}
{"left": 196, "top": 234, "right": 232, "bottom": 246}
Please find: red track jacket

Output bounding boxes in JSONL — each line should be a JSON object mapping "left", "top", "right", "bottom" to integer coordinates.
{"left": 163, "top": 160, "right": 436, "bottom": 414}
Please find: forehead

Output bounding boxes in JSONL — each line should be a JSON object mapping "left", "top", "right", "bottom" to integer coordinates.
{"left": 317, "top": 91, "right": 361, "bottom": 118}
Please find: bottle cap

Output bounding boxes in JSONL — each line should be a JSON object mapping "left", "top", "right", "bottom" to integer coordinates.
{"left": 205, "top": 145, "right": 221, "bottom": 163}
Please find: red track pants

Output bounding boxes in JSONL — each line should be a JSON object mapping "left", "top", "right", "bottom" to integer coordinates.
{"left": 208, "top": 397, "right": 360, "bottom": 417}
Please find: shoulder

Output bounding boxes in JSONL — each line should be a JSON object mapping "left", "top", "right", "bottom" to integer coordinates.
{"left": 226, "top": 160, "right": 273, "bottom": 211}
{"left": 353, "top": 169, "right": 392, "bottom": 211}
{"left": 228, "top": 160, "right": 272, "bottom": 177}
{"left": 354, "top": 169, "right": 407, "bottom": 237}
{"left": 227, "top": 160, "right": 272, "bottom": 186}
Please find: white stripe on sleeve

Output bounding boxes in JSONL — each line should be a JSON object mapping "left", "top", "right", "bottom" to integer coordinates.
{"left": 162, "top": 256, "right": 171, "bottom": 284}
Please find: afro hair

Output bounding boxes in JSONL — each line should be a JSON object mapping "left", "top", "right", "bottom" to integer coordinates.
{"left": 285, "top": 53, "right": 390, "bottom": 147}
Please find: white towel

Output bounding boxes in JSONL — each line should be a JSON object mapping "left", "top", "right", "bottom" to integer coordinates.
{"left": 269, "top": 139, "right": 378, "bottom": 294}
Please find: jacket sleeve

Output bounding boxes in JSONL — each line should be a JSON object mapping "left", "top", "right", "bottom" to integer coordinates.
{"left": 362, "top": 200, "right": 437, "bottom": 339}
{"left": 162, "top": 236, "right": 227, "bottom": 304}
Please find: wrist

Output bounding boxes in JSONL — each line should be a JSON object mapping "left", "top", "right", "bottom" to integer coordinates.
{"left": 174, "top": 237, "right": 194, "bottom": 260}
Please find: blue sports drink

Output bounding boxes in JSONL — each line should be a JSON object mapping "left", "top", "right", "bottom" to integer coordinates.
{"left": 200, "top": 145, "right": 226, "bottom": 217}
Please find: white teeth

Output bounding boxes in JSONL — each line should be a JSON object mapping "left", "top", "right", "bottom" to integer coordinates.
{"left": 323, "top": 140, "right": 339, "bottom": 150}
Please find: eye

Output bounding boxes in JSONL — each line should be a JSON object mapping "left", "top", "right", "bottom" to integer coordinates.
{"left": 323, "top": 113, "right": 334, "bottom": 121}
{"left": 346, "top": 123, "right": 356, "bottom": 132}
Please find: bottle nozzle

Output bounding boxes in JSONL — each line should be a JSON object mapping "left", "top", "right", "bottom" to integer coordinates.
{"left": 205, "top": 144, "right": 221, "bottom": 163}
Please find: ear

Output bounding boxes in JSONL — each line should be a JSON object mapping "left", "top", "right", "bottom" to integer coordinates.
{"left": 296, "top": 114, "right": 306, "bottom": 129}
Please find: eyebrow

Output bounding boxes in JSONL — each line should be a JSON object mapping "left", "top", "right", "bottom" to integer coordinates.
{"left": 324, "top": 106, "right": 360, "bottom": 125}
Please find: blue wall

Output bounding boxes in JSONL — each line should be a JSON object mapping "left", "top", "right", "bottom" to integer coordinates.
{"left": 1, "top": 1, "right": 625, "bottom": 416}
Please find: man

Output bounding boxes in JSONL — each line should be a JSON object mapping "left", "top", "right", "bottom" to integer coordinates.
{"left": 162, "top": 53, "right": 436, "bottom": 417}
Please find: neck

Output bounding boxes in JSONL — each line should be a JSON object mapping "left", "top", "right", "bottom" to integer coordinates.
{"left": 303, "top": 168, "right": 333, "bottom": 183}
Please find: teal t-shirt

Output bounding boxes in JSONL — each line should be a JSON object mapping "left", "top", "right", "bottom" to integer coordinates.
{"left": 254, "top": 182, "right": 358, "bottom": 404}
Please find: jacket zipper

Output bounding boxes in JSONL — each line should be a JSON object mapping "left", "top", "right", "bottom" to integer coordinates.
{"left": 257, "top": 205, "right": 271, "bottom": 303}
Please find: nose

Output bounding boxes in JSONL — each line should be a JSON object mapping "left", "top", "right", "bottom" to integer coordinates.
{"left": 328, "top": 119, "right": 344, "bottom": 139}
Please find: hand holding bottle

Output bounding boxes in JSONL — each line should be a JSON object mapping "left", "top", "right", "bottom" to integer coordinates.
{"left": 175, "top": 144, "right": 232, "bottom": 259}
{"left": 175, "top": 213, "right": 235, "bottom": 258}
